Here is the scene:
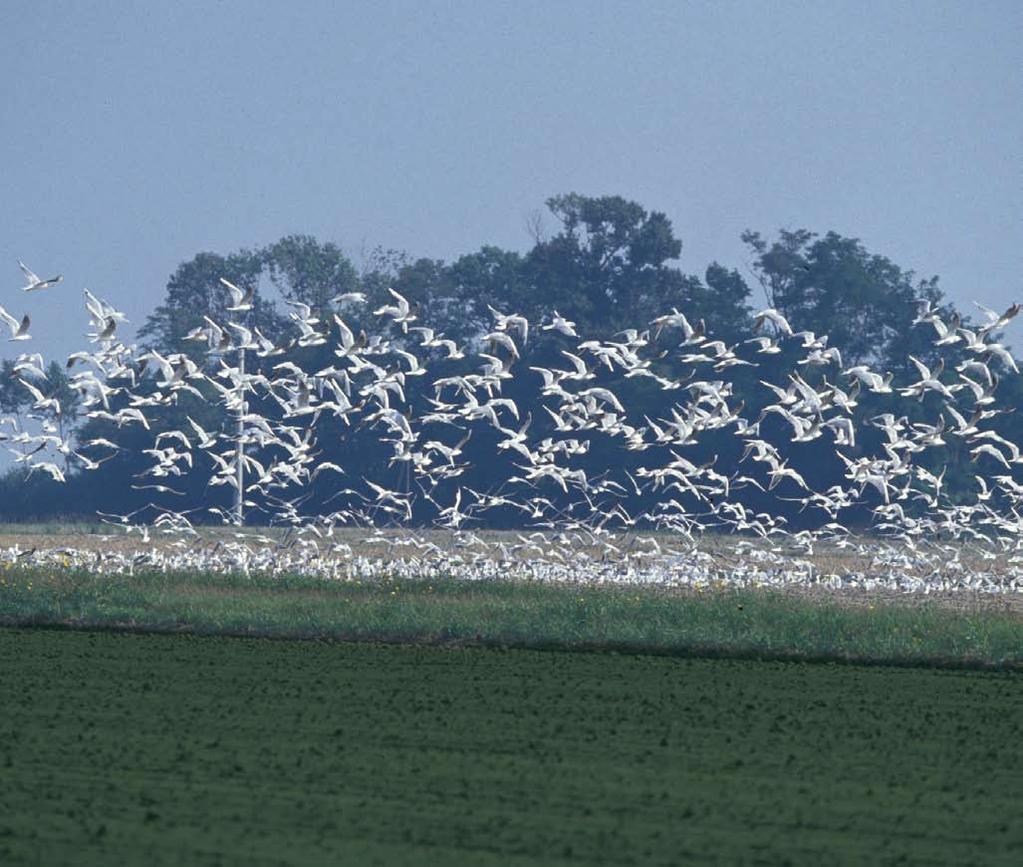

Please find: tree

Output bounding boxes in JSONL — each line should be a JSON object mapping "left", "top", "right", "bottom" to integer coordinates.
{"left": 446, "top": 246, "right": 529, "bottom": 340}
{"left": 526, "top": 193, "right": 687, "bottom": 332}
{"left": 35, "top": 362, "right": 81, "bottom": 471}
{"left": 263, "top": 235, "right": 360, "bottom": 320}
{"left": 741, "top": 229, "right": 948, "bottom": 370}
{"left": 0, "top": 360, "right": 27, "bottom": 417}
{"left": 677, "top": 264, "right": 753, "bottom": 344}
{"left": 138, "top": 247, "right": 274, "bottom": 357}
{"left": 368, "top": 246, "right": 532, "bottom": 345}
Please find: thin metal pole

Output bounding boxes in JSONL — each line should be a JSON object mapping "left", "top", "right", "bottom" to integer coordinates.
{"left": 234, "top": 340, "right": 245, "bottom": 526}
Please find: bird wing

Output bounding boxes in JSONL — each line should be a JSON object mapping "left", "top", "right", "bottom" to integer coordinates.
{"left": 0, "top": 304, "right": 19, "bottom": 334}
{"left": 219, "top": 278, "right": 245, "bottom": 306}
{"left": 333, "top": 315, "right": 354, "bottom": 348}
{"left": 908, "top": 355, "right": 931, "bottom": 381}
{"left": 287, "top": 300, "right": 313, "bottom": 320}
{"left": 972, "top": 301, "right": 999, "bottom": 323}
{"left": 387, "top": 288, "right": 410, "bottom": 315}
{"left": 17, "top": 260, "right": 40, "bottom": 284}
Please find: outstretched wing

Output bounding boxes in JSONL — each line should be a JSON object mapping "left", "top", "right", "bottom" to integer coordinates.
{"left": 0, "top": 304, "right": 20, "bottom": 334}
{"left": 17, "top": 260, "right": 40, "bottom": 285}
{"left": 219, "top": 277, "right": 244, "bottom": 306}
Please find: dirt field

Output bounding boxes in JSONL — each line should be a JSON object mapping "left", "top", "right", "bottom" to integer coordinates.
{"left": 1, "top": 524, "right": 1021, "bottom": 617}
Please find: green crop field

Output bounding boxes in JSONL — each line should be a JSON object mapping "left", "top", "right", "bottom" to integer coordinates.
{"left": 2, "top": 628, "right": 1020, "bottom": 865}
{"left": 3, "top": 566, "right": 1022, "bottom": 668}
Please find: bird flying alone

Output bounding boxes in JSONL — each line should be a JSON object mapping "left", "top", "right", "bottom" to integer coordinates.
{"left": 18, "top": 260, "right": 63, "bottom": 292}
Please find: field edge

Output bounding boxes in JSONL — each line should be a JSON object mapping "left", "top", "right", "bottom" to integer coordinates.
{"left": 2, "top": 567, "right": 1021, "bottom": 671}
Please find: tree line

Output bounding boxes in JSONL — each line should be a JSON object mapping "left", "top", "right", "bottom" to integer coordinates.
{"left": 0, "top": 192, "right": 1016, "bottom": 525}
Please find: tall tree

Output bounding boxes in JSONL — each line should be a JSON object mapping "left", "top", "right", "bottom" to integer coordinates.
{"left": 445, "top": 246, "right": 529, "bottom": 340}
{"left": 678, "top": 264, "right": 753, "bottom": 344}
{"left": 0, "top": 360, "right": 27, "bottom": 417}
{"left": 138, "top": 248, "right": 275, "bottom": 358}
{"left": 526, "top": 193, "right": 687, "bottom": 332}
{"left": 263, "top": 235, "right": 360, "bottom": 321}
{"left": 35, "top": 361, "right": 81, "bottom": 471}
{"left": 741, "top": 229, "right": 947, "bottom": 370}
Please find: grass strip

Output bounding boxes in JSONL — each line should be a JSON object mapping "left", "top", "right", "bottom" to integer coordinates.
{"left": 0, "top": 565, "right": 1020, "bottom": 668}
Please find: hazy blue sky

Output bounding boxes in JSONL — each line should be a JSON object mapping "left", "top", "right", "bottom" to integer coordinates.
{"left": 1, "top": 0, "right": 1019, "bottom": 361}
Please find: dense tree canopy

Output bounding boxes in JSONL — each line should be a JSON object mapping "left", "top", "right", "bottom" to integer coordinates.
{"left": 137, "top": 248, "right": 282, "bottom": 359}
{"left": 0, "top": 191, "right": 1009, "bottom": 523}
{"left": 741, "top": 229, "right": 948, "bottom": 371}
{"left": 526, "top": 194, "right": 687, "bottom": 331}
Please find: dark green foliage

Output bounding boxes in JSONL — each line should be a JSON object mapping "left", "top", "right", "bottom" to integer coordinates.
{"left": 0, "top": 360, "right": 28, "bottom": 415}
{"left": 0, "top": 192, "right": 1015, "bottom": 523}
{"left": 264, "top": 234, "right": 361, "bottom": 319}
{"left": 2, "top": 628, "right": 1020, "bottom": 865}
{"left": 742, "top": 228, "right": 948, "bottom": 369}
{"left": 137, "top": 247, "right": 282, "bottom": 358}
{"left": 441, "top": 245, "right": 530, "bottom": 341}
{"left": 526, "top": 193, "right": 691, "bottom": 332}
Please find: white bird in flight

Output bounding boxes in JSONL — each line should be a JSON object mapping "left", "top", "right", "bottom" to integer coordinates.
{"left": 753, "top": 308, "right": 793, "bottom": 336}
{"left": 220, "top": 277, "right": 254, "bottom": 312}
{"left": 18, "top": 260, "right": 63, "bottom": 292}
{"left": 0, "top": 305, "right": 31, "bottom": 341}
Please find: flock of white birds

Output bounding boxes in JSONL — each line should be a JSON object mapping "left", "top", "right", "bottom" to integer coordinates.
{"left": 3, "top": 259, "right": 1023, "bottom": 596}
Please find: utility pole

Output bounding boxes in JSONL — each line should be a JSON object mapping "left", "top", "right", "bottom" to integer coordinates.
{"left": 216, "top": 276, "right": 256, "bottom": 528}
{"left": 234, "top": 337, "right": 245, "bottom": 526}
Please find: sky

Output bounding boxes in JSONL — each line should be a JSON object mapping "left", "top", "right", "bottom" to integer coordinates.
{"left": 1, "top": 0, "right": 1019, "bottom": 363}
